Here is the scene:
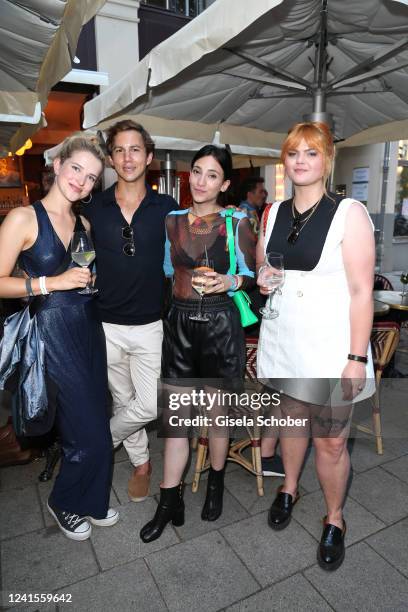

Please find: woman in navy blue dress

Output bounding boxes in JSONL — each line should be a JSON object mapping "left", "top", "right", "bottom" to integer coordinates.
{"left": 0, "top": 134, "right": 117, "bottom": 541}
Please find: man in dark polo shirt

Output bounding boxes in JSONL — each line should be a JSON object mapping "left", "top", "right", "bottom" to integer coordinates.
{"left": 238, "top": 176, "right": 265, "bottom": 235}
{"left": 83, "top": 120, "right": 177, "bottom": 502}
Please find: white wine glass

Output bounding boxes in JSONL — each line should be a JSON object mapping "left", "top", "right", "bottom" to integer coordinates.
{"left": 71, "top": 230, "right": 97, "bottom": 295}
{"left": 400, "top": 271, "right": 408, "bottom": 301}
{"left": 258, "top": 252, "right": 284, "bottom": 319}
{"left": 189, "top": 258, "right": 214, "bottom": 322}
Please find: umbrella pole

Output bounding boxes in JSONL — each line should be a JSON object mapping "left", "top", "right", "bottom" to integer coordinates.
{"left": 161, "top": 151, "right": 175, "bottom": 196}
{"left": 160, "top": 151, "right": 180, "bottom": 201}
{"left": 376, "top": 143, "right": 391, "bottom": 271}
{"left": 304, "top": 0, "right": 333, "bottom": 129}
{"left": 306, "top": 0, "right": 336, "bottom": 190}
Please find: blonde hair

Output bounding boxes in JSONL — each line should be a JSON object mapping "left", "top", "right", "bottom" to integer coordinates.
{"left": 281, "top": 122, "right": 335, "bottom": 185}
{"left": 58, "top": 132, "right": 106, "bottom": 168}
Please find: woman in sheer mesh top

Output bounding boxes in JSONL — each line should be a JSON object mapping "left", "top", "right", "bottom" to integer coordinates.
{"left": 140, "top": 145, "right": 255, "bottom": 543}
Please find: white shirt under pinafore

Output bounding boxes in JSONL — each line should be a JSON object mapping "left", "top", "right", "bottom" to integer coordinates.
{"left": 257, "top": 197, "right": 375, "bottom": 405}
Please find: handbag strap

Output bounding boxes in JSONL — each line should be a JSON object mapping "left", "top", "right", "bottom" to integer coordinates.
{"left": 263, "top": 203, "right": 273, "bottom": 235}
{"left": 224, "top": 209, "right": 237, "bottom": 275}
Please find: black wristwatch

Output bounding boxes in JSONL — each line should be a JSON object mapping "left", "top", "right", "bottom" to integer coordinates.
{"left": 347, "top": 353, "right": 368, "bottom": 364}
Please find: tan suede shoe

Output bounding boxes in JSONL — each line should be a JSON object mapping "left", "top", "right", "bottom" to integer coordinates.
{"left": 128, "top": 461, "right": 152, "bottom": 502}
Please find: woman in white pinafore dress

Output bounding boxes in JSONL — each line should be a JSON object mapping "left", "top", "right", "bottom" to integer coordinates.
{"left": 257, "top": 122, "right": 375, "bottom": 571}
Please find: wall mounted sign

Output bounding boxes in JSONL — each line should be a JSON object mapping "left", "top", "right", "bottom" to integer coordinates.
{"left": 352, "top": 167, "right": 370, "bottom": 183}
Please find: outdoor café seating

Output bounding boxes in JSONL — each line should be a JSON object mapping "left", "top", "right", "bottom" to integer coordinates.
{"left": 374, "top": 273, "right": 394, "bottom": 292}
{"left": 355, "top": 322, "right": 400, "bottom": 455}
{"left": 192, "top": 312, "right": 402, "bottom": 495}
{"left": 192, "top": 336, "right": 264, "bottom": 497}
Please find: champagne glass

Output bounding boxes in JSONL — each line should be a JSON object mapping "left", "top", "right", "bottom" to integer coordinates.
{"left": 400, "top": 271, "right": 408, "bottom": 301}
{"left": 189, "top": 258, "right": 214, "bottom": 322}
{"left": 71, "top": 230, "right": 97, "bottom": 295}
{"left": 258, "top": 252, "right": 284, "bottom": 319}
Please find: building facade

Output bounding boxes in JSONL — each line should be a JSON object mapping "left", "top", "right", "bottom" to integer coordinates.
{"left": 6, "top": 0, "right": 406, "bottom": 271}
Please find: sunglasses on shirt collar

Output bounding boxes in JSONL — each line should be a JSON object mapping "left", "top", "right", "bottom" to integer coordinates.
{"left": 122, "top": 226, "right": 135, "bottom": 256}
{"left": 287, "top": 217, "right": 302, "bottom": 245}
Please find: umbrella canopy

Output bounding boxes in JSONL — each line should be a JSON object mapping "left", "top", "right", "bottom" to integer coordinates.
{"left": 43, "top": 131, "right": 280, "bottom": 169}
{"left": 83, "top": 0, "right": 408, "bottom": 148}
{"left": 0, "top": 0, "right": 106, "bottom": 156}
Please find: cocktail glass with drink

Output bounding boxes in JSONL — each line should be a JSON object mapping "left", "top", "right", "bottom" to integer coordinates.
{"left": 258, "top": 252, "right": 284, "bottom": 319}
{"left": 189, "top": 258, "right": 214, "bottom": 322}
{"left": 71, "top": 230, "right": 97, "bottom": 295}
{"left": 401, "top": 271, "right": 408, "bottom": 302}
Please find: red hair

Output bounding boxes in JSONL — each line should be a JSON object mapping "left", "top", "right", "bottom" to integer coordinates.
{"left": 280, "top": 122, "right": 335, "bottom": 183}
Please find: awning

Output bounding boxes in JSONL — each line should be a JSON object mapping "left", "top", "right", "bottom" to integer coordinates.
{"left": 83, "top": 0, "right": 408, "bottom": 148}
{"left": 43, "top": 129, "right": 280, "bottom": 169}
{"left": 0, "top": 0, "right": 106, "bottom": 156}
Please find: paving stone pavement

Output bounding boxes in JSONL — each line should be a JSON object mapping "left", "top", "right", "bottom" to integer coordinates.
{"left": 1, "top": 425, "right": 407, "bottom": 612}
{"left": 1, "top": 338, "right": 407, "bottom": 612}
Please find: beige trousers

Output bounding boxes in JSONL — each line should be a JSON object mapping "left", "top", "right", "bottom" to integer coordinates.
{"left": 103, "top": 320, "right": 163, "bottom": 467}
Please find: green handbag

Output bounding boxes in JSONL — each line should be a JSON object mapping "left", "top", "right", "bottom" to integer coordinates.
{"left": 225, "top": 210, "right": 259, "bottom": 327}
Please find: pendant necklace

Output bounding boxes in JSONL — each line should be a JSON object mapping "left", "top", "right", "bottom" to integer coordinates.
{"left": 287, "top": 194, "right": 324, "bottom": 244}
{"left": 188, "top": 208, "right": 218, "bottom": 236}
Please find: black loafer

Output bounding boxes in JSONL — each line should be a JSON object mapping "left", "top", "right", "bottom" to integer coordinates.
{"left": 317, "top": 518, "right": 346, "bottom": 571}
{"left": 268, "top": 486, "right": 300, "bottom": 530}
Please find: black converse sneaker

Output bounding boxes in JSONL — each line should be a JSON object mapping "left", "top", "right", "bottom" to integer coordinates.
{"left": 87, "top": 508, "right": 119, "bottom": 527}
{"left": 47, "top": 501, "right": 92, "bottom": 541}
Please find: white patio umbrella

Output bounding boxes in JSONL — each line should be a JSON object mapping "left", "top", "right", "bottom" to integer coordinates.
{"left": 83, "top": 0, "right": 408, "bottom": 148}
{"left": 43, "top": 130, "right": 279, "bottom": 166}
{"left": 0, "top": 0, "right": 106, "bottom": 156}
{"left": 43, "top": 131, "right": 279, "bottom": 203}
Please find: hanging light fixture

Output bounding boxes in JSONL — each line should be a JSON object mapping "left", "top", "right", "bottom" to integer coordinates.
{"left": 15, "top": 139, "right": 33, "bottom": 156}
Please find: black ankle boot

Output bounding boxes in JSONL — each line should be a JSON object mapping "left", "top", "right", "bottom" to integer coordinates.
{"left": 201, "top": 466, "right": 225, "bottom": 522}
{"left": 140, "top": 484, "right": 184, "bottom": 543}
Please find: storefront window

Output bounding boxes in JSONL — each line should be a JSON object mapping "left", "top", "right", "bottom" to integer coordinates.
{"left": 141, "top": 0, "right": 210, "bottom": 17}
{"left": 394, "top": 141, "right": 408, "bottom": 237}
{"left": 275, "top": 164, "right": 285, "bottom": 201}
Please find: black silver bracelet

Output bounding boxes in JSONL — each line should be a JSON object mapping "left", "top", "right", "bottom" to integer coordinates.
{"left": 25, "top": 277, "right": 34, "bottom": 297}
{"left": 347, "top": 353, "right": 368, "bottom": 364}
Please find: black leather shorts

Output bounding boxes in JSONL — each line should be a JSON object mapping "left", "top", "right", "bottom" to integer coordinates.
{"left": 162, "top": 296, "right": 246, "bottom": 380}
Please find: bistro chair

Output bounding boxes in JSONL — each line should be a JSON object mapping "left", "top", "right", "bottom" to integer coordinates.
{"left": 373, "top": 273, "right": 407, "bottom": 340}
{"left": 356, "top": 322, "right": 400, "bottom": 455}
{"left": 192, "top": 335, "right": 264, "bottom": 497}
{"left": 373, "top": 274, "right": 394, "bottom": 291}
